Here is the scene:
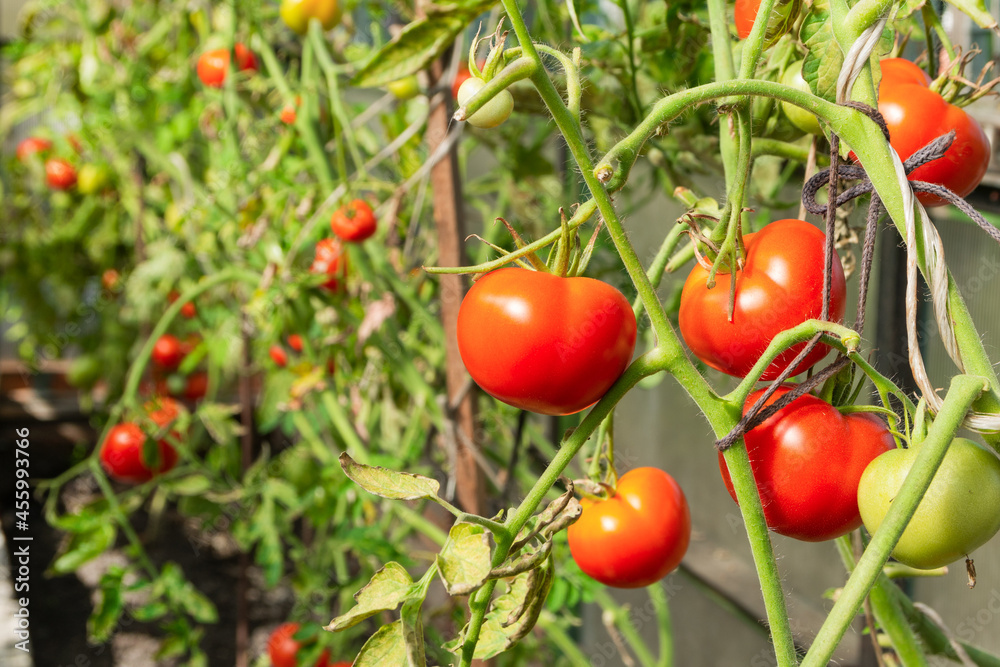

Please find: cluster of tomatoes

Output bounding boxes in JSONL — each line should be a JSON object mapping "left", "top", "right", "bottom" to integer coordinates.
{"left": 309, "top": 198, "right": 377, "bottom": 291}
{"left": 457, "top": 208, "right": 999, "bottom": 586}
{"left": 267, "top": 623, "right": 350, "bottom": 667}
{"left": 15, "top": 135, "right": 110, "bottom": 194}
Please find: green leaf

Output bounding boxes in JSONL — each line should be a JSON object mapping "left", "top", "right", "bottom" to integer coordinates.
{"left": 400, "top": 598, "right": 427, "bottom": 667}
{"left": 351, "top": 0, "right": 496, "bottom": 87}
{"left": 88, "top": 567, "right": 125, "bottom": 642}
{"left": 800, "top": 4, "right": 840, "bottom": 103}
{"left": 445, "top": 558, "right": 554, "bottom": 660}
{"left": 49, "top": 523, "right": 116, "bottom": 574}
{"left": 354, "top": 620, "right": 408, "bottom": 667}
{"left": 340, "top": 453, "right": 440, "bottom": 500}
{"left": 197, "top": 402, "right": 243, "bottom": 444}
{"left": 326, "top": 562, "right": 415, "bottom": 632}
{"left": 436, "top": 523, "right": 492, "bottom": 595}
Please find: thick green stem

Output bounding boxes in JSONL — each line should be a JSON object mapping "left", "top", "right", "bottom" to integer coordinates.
{"left": 649, "top": 582, "right": 674, "bottom": 667}
{"left": 800, "top": 375, "right": 988, "bottom": 667}
{"left": 843, "top": 0, "right": 896, "bottom": 35}
{"left": 705, "top": 0, "right": 737, "bottom": 177}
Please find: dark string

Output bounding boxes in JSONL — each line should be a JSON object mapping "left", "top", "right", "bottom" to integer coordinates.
{"left": 716, "top": 103, "right": 999, "bottom": 452}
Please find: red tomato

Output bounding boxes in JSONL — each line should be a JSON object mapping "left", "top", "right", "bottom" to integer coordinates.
{"left": 151, "top": 334, "right": 186, "bottom": 370}
{"left": 330, "top": 199, "right": 377, "bottom": 242}
{"left": 45, "top": 158, "right": 77, "bottom": 190}
{"left": 102, "top": 269, "right": 121, "bottom": 292}
{"left": 310, "top": 238, "right": 348, "bottom": 292}
{"left": 270, "top": 345, "right": 289, "bottom": 367}
{"left": 287, "top": 334, "right": 304, "bottom": 352}
{"left": 280, "top": 96, "right": 302, "bottom": 125}
{"left": 568, "top": 468, "right": 690, "bottom": 588}
{"left": 182, "top": 372, "right": 209, "bottom": 402}
{"left": 145, "top": 396, "right": 181, "bottom": 428}
{"left": 457, "top": 268, "right": 637, "bottom": 415}
{"left": 879, "top": 57, "right": 931, "bottom": 87}
{"left": 267, "top": 623, "right": 333, "bottom": 667}
{"left": 100, "top": 422, "right": 179, "bottom": 484}
{"left": 196, "top": 43, "right": 256, "bottom": 88}
{"left": 734, "top": 0, "right": 760, "bottom": 39}
{"left": 678, "top": 218, "right": 846, "bottom": 380}
{"left": 718, "top": 385, "right": 895, "bottom": 541}
{"left": 16, "top": 137, "right": 52, "bottom": 162}
{"left": 878, "top": 72, "right": 990, "bottom": 206}
{"left": 168, "top": 290, "right": 197, "bottom": 319}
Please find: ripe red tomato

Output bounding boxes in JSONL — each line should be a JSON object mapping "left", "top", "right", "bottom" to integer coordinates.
{"left": 151, "top": 334, "right": 186, "bottom": 371}
{"left": 457, "top": 268, "right": 637, "bottom": 415}
{"left": 145, "top": 396, "right": 181, "bottom": 428}
{"left": 878, "top": 68, "right": 990, "bottom": 206}
{"left": 734, "top": 0, "right": 760, "bottom": 38}
{"left": 267, "top": 623, "right": 334, "bottom": 667}
{"left": 45, "top": 158, "right": 77, "bottom": 190}
{"left": 734, "top": 0, "right": 798, "bottom": 44}
{"left": 879, "top": 57, "right": 931, "bottom": 87}
{"left": 719, "top": 385, "right": 895, "bottom": 541}
{"left": 568, "top": 468, "right": 690, "bottom": 588}
{"left": 279, "top": 96, "right": 301, "bottom": 125}
{"left": 330, "top": 200, "right": 377, "bottom": 242}
{"left": 310, "top": 238, "right": 348, "bottom": 292}
{"left": 182, "top": 372, "right": 209, "bottom": 402}
{"left": 168, "top": 290, "right": 197, "bottom": 319}
{"left": 287, "top": 334, "right": 304, "bottom": 352}
{"left": 16, "top": 137, "right": 52, "bottom": 162}
{"left": 196, "top": 43, "right": 256, "bottom": 88}
{"left": 100, "top": 422, "right": 179, "bottom": 484}
{"left": 678, "top": 218, "right": 846, "bottom": 380}
{"left": 270, "top": 345, "right": 289, "bottom": 367}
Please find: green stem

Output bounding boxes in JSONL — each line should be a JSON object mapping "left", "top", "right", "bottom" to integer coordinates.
{"left": 752, "top": 138, "right": 829, "bottom": 163}
{"left": 88, "top": 459, "right": 159, "bottom": 579}
{"left": 320, "top": 392, "right": 369, "bottom": 463}
{"left": 649, "top": 581, "right": 673, "bottom": 667}
{"left": 843, "top": 0, "right": 896, "bottom": 35}
{"left": 800, "top": 375, "right": 988, "bottom": 667}
{"left": 834, "top": 537, "right": 929, "bottom": 667}
{"left": 705, "top": 0, "right": 737, "bottom": 177}
{"left": 595, "top": 588, "right": 658, "bottom": 667}
{"left": 308, "top": 22, "right": 366, "bottom": 177}
{"left": 536, "top": 614, "right": 593, "bottom": 667}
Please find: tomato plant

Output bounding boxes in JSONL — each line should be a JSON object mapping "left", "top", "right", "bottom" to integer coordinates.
{"left": 858, "top": 437, "right": 1000, "bottom": 569}
{"left": 100, "top": 422, "right": 179, "bottom": 484}
{"left": 457, "top": 268, "right": 637, "bottom": 415}
{"left": 878, "top": 59, "right": 990, "bottom": 206}
{"left": 719, "top": 385, "right": 895, "bottom": 541}
{"left": 329, "top": 199, "right": 377, "bottom": 242}
{"left": 679, "top": 219, "right": 846, "bottom": 380}
{"left": 568, "top": 467, "right": 690, "bottom": 588}
{"left": 45, "top": 158, "right": 77, "bottom": 190}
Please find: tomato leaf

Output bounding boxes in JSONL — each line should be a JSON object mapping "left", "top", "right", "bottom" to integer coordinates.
{"left": 352, "top": 0, "right": 496, "bottom": 87}
{"left": 88, "top": 567, "right": 125, "bottom": 643}
{"left": 49, "top": 522, "right": 116, "bottom": 575}
{"left": 436, "top": 522, "right": 492, "bottom": 595}
{"left": 444, "top": 557, "right": 554, "bottom": 659}
{"left": 326, "top": 561, "right": 415, "bottom": 631}
{"left": 400, "top": 597, "right": 427, "bottom": 667}
{"left": 354, "top": 620, "right": 409, "bottom": 667}
{"left": 339, "top": 452, "right": 440, "bottom": 500}
{"left": 164, "top": 474, "right": 212, "bottom": 496}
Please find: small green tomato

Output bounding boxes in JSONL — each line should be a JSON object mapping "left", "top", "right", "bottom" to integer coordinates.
{"left": 456, "top": 76, "right": 513, "bottom": 129}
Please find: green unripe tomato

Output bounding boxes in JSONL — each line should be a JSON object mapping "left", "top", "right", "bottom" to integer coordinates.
{"left": 456, "top": 77, "right": 513, "bottom": 129}
{"left": 67, "top": 354, "right": 103, "bottom": 389}
{"left": 77, "top": 164, "right": 110, "bottom": 195}
{"left": 858, "top": 437, "right": 1000, "bottom": 570}
{"left": 780, "top": 61, "right": 823, "bottom": 136}
{"left": 387, "top": 76, "right": 420, "bottom": 100}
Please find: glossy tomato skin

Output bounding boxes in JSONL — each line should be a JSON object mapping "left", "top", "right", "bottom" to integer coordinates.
{"left": 457, "top": 268, "right": 637, "bottom": 415}
{"left": 16, "top": 137, "right": 52, "bottom": 162}
{"left": 152, "top": 334, "right": 186, "bottom": 370}
{"left": 859, "top": 437, "right": 1000, "bottom": 569}
{"left": 879, "top": 57, "right": 931, "bottom": 87}
{"left": 45, "top": 158, "right": 77, "bottom": 190}
{"left": 330, "top": 200, "right": 377, "bottom": 242}
{"left": 719, "top": 386, "right": 895, "bottom": 541}
{"left": 568, "top": 468, "right": 691, "bottom": 588}
{"left": 734, "top": 0, "right": 760, "bottom": 39}
{"left": 310, "top": 238, "right": 348, "bottom": 291}
{"left": 878, "top": 64, "right": 990, "bottom": 206}
{"left": 100, "top": 422, "right": 179, "bottom": 484}
{"left": 679, "top": 219, "right": 846, "bottom": 380}
{"left": 267, "top": 623, "right": 333, "bottom": 667}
